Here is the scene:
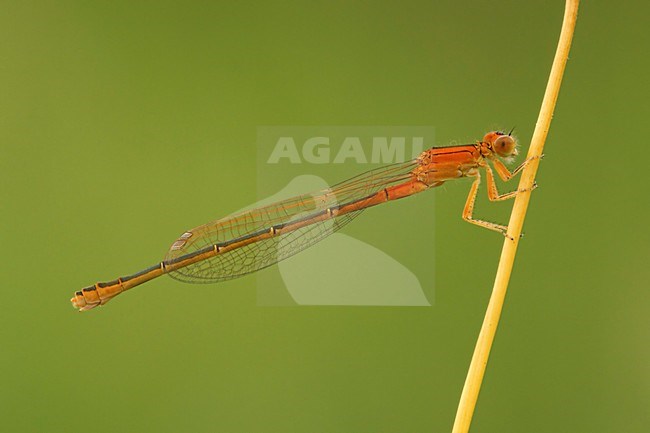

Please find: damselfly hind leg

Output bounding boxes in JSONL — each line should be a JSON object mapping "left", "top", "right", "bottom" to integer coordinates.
{"left": 462, "top": 171, "right": 510, "bottom": 236}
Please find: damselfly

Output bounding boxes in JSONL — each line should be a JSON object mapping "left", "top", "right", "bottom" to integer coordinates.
{"left": 71, "top": 130, "right": 537, "bottom": 311}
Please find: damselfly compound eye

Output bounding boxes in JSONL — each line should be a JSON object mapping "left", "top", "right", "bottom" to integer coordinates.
{"left": 493, "top": 135, "right": 517, "bottom": 157}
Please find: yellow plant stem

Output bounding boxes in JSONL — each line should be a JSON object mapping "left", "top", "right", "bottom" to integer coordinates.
{"left": 451, "top": 1, "right": 580, "bottom": 432}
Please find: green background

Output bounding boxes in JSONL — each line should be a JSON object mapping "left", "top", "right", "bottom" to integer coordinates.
{"left": 1, "top": 1, "right": 648, "bottom": 432}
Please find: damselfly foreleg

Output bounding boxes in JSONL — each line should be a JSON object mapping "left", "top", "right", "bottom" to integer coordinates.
{"left": 491, "top": 154, "right": 543, "bottom": 182}
{"left": 482, "top": 163, "right": 538, "bottom": 202}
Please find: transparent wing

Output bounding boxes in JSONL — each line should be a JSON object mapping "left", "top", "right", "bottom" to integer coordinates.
{"left": 164, "top": 160, "right": 418, "bottom": 283}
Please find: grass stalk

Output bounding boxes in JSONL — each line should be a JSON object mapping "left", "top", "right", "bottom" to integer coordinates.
{"left": 450, "top": 1, "right": 580, "bottom": 432}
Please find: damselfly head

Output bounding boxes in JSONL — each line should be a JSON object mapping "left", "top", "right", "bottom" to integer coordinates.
{"left": 483, "top": 131, "right": 518, "bottom": 158}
